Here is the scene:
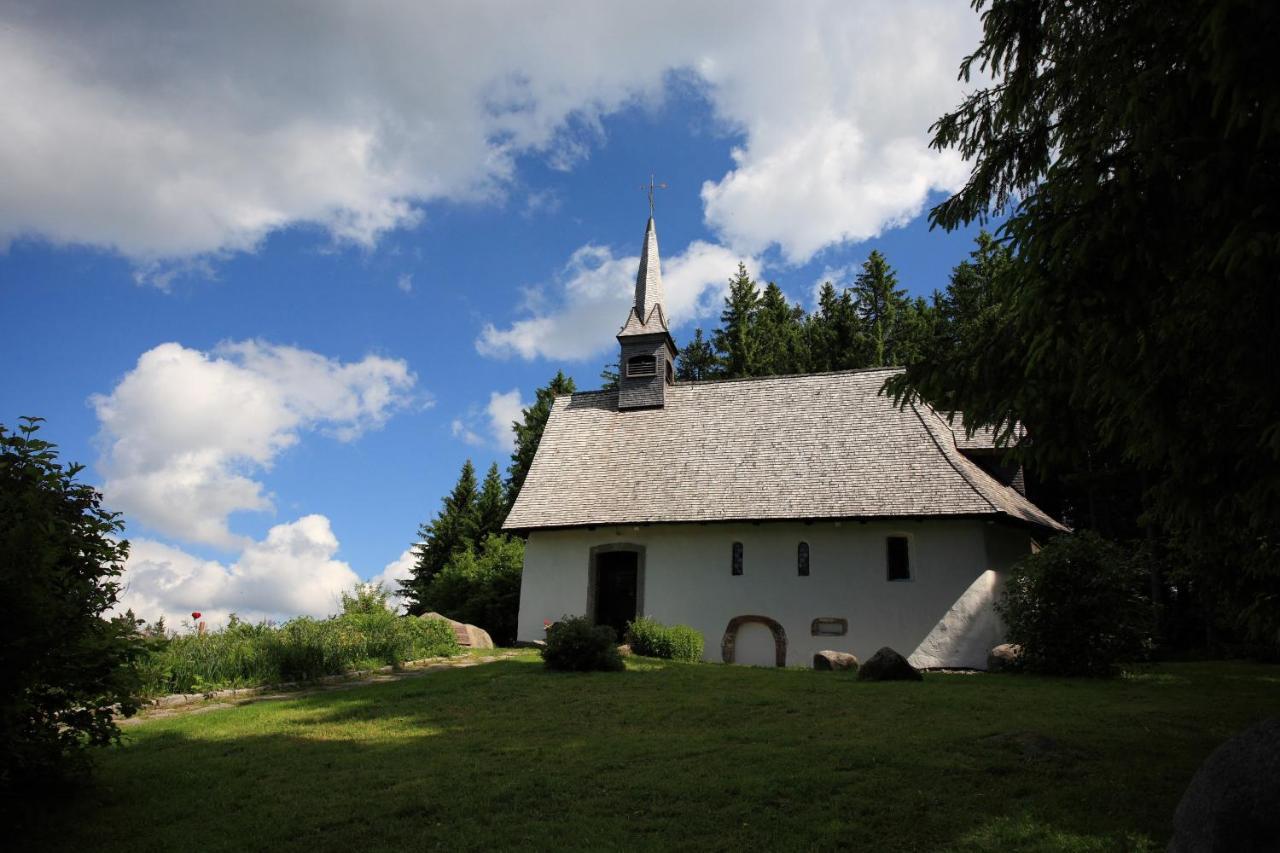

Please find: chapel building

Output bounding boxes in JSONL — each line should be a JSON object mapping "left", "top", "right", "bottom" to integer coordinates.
{"left": 504, "top": 215, "right": 1065, "bottom": 668}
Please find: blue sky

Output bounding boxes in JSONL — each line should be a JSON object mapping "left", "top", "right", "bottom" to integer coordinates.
{"left": 0, "top": 1, "right": 991, "bottom": 624}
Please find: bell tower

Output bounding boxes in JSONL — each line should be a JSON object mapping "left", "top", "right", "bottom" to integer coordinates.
{"left": 616, "top": 215, "right": 677, "bottom": 410}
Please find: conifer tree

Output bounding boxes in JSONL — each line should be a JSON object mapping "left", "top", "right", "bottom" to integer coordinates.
{"left": 752, "top": 282, "right": 806, "bottom": 376}
{"left": 851, "top": 250, "right": 908, "bottom": 367}
{"left": 676, "top": 328, "right": 718, "bottom": 381}
{"left": 805, "top": 281, "right": 859, "bottom": 372}
{"left": 400, "top": 460, "right": 478, "bottom": 613}
{"left": 506, "top": 371, "right": 576, "bottom": 506}
{"left": 473, "top": 462, "right": 508, "bottom": 544}
{"left": 713, "top": 262, "right": 760, "bottom": 378}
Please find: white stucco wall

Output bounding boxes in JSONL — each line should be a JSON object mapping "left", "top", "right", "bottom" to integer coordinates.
{"left": 516, "top": 519, "right": 1034, "bottom": 669}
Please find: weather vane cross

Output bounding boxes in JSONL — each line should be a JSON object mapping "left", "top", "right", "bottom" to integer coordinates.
{"left": 642, "top": 173, "right": 668, "bottom": 216}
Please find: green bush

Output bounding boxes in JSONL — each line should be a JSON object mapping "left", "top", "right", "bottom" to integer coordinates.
{"left": 422, "top": 534, "right": 523, "bottom": 645}
{"left": 1, "top": 419, "right": 144, "bottom": 789}
{"left": 541, "top": 615, "right": 624, "bottom": 672}
{"left": 996, "top": 532, "right": 1153, "bottom": 676}
{"left": 139, "top": 609, "right": 460, "bottom": 696}
{"left": 625, "top": 617, "right": 704, "bottom": 662}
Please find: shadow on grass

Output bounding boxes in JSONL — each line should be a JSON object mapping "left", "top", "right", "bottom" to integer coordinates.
{"left": 16, "top": 658, "right": 1280, "bottom": 853}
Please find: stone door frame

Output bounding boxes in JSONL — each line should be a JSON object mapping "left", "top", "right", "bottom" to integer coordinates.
{"left": 585, "top": 543, "right": 646, "bottom": 632}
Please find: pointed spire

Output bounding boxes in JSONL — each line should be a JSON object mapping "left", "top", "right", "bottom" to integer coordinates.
{"left": 628, "top": 216, "right": 668, "bottom": 332}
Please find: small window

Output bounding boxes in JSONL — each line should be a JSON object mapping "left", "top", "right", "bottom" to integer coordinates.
{"left": 731, "top": 541, "right": 743, "bottom": 576}
{"left": 627, "top": 355, "right": 657, "bottom": 377}
{"left": 887, "top": 536, "right": 911, "bottom": 581}
{"left": 797, "top": 541, "right": 810, "bottom": 576}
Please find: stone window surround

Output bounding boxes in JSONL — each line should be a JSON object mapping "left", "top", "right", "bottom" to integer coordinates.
{"left": 585, "top": 543, "right": 646, "bottom": 625}
{"left": 811, "top": 617, "right": 848, "bottom": 637}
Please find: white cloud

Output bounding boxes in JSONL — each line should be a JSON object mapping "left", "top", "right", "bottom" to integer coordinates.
{"left": 486, "top": 389, "right": 524, "bottom": 452}
{"left": 396, "top": 272, "right": 413, "bottom": 293}
{"left": 0, "top": 2, "right": 979, "bottom": 271}
{"left": 118, "top": 515, "right": 362, "bottom": 626}
{"left": 92, "top": 340, "right": 415, "bottom": 548}
{"left": 450, "top": 388, "right": 525, "bottom": 450}
{"left": 477, "top": 239, "right": 753, "bottom": 362}
{"left": 451, "top": 418, "right": 485, "bottom": 448}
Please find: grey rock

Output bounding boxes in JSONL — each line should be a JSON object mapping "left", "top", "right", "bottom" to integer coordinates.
{"left": 813, "top": 650, "right": 859, "bottom": 671}
{"left": 856, "top": 647, "right": 922, "bottom": 682}
{"left": 987, "top": 643, "right": 1022, "bottom": 672}
{"left": 1169, "top": 717, "right": 1280, "bottom": 853}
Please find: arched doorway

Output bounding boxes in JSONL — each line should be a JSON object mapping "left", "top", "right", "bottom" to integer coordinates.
{"left": 721, "top": 615, "right": 787, "bottom": 667}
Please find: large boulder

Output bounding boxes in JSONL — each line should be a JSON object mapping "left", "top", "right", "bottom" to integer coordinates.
{"left": 856, "top": 647, "right": 923, "bottom": 682}
{"left": 420, "top": 612, "right": 494, "bottom": 650}
{"left": 987, "top": 643, "right": 1022, "bottom": 672}
{"left": 813, "top": 650, "right": 859, "bottom": 672}
{"left": 1168, "top": 717, "right": 1280, "bottom": 853}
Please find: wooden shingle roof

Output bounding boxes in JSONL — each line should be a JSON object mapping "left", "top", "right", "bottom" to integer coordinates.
{"left": 504, "top": 368, "right": 1066, "bottom": 532}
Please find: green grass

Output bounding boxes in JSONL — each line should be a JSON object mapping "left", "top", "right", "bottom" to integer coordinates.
{"left": 13, "top": 657, "right": 1280, "bottom": 852}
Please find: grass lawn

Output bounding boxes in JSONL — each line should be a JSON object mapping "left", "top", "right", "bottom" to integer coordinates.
{"left": 13, "top": 655, "right": 1280, "bottom": 852}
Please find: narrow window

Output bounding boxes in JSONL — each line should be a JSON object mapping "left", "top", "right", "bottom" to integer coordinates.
{"left": 731, "top": 541, "right": 743, "bottom": 576}
{"left": 627, "top": 355, "right": 657, "bottom": 377}
{"left": 797, "top": 541, "right": 810, "bottom": 576}
{"left": 886, "top": 536, "right": 911, "bottom": 581}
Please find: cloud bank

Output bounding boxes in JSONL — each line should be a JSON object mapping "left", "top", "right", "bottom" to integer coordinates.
{"left": 2, "top": 2, "right": 978, "bottom": 271}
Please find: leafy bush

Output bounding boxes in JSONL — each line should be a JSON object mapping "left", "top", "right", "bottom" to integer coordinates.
{"left": 139, "top": 608, "right": 459, "bottom": 696}
{"left": 625, "top": 617, "right": 704, "bottom": 662}
{"left": 340, "top": 582, "right": 395, "bottom": 615}
{"left": 541, "top": 615, "right": 624, "bottom": 672}
{"left": 0, "top": 419, "right": 144, "bottom": 789}
{"left": 996, "top": 532, "right": 1153, "bottom": 676}
{"left": 422, "top": 534, "right": 523, "bottom": 645}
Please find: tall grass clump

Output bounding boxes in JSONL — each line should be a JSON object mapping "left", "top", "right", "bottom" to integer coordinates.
{"left": 625, "top": 617, "right": 704, "bottom": 662}
{"left": 140, "top": 599, "right": 459, "bottom": 696}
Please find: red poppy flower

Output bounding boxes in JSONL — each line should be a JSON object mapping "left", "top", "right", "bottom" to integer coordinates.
{"left": 192, "top": 611, "right": 202, "bottom": 620}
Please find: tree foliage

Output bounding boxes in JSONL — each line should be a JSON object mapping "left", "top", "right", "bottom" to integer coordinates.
{"left": 421, "top": 534, "right": 524, "bottom": 646}
{"left": 0, "top": 418, "right": 144, "bottom": 788}
{"left": 886, "top": 0, "right": 1280, "bottom": 639}
{"left": 400, "top": 460, "right": 478, "bottom": 611}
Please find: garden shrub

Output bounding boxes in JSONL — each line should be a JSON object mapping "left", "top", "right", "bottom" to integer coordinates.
{"left": 996, "top": 532, "right": 1153, "bottom": 676}
{"left": 541, "top": 615, "right": 624, "bottom": 672}
{"left": 625, "top": 617, "right": 704, "bottom": 662}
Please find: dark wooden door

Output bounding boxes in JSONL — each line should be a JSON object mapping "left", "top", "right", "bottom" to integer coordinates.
{"left": 594, "top": 551, "right": 638, "bottom": 641}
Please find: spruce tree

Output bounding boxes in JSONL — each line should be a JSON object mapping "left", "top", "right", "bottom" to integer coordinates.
{"left": 676, "top": 328, "right": 718, "bottom": 381}
{"left": 851, "top": 250, "right": 908, "bottom": 367}
{"left": 401, "top": 460, "right": 478, "bottom": 613}
{"left": 506, "top": 371, "right": 576, "bottom": 507}
{"left": 713, "top": 262, "right": 760, "bottom": 378}
{"left": 805, "top": 281, "right": 859, "bottom": 372}
{"left": 753, "top": 282, "right": 805, "bottom": 376}
{"left": 473, "top": 462, "right": 508, "bottom": 544}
